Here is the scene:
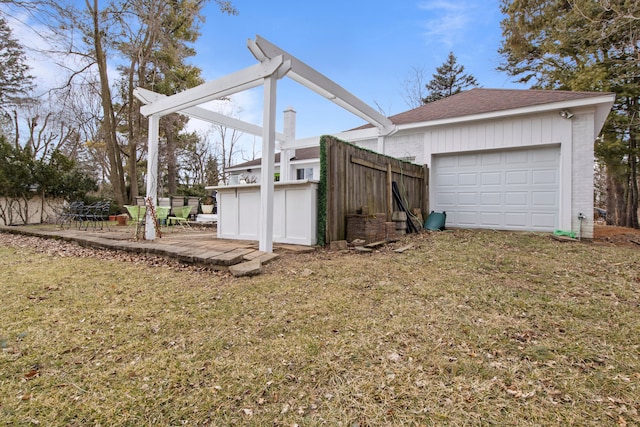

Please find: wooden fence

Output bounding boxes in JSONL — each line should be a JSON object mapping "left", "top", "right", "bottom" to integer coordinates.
{"left": 319, "top": 136, "right": 429, "bottom": 245}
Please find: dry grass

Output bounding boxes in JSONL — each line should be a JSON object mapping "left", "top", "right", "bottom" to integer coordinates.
{"left": 1, "top": 229, "right": 639, "bottom": 426}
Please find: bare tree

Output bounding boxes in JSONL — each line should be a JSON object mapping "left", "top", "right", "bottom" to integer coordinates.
{"left": 400, "top": 65, "right": 429, "bottom": 109}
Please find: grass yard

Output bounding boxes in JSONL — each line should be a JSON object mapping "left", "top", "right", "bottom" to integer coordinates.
{"left": 1, "top": 229, "right": 639, "bottom": 426}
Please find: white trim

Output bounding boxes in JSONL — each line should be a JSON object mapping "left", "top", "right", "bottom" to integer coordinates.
{"left": 395, "top": 95, "right": 615, "bottom": 132}
{"left": 249, "top": 36, "right": 396, "bottom": 135}
{"left": 140, "top": 57, "right": 288, "bottom": 117}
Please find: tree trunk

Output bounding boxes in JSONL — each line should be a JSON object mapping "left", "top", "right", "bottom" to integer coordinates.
{"left": 626, "top": 130, "right": 639, "bottom": 228}
{"left": 127, "top": 61, "right": 138, "bottom": 203}
{"left": 90, "top": 0, "right": 126, "bottom": 207}
{"left": 166, "top": 122, "right": 177, "bottom": 195}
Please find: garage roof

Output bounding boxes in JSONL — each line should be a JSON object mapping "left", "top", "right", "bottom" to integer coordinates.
{"left": 354, "top": 88, "right": 615, "bottom": 129}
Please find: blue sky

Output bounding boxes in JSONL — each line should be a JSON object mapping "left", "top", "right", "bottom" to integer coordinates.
{"left": 3, "top": 0, "right": 528, "bottom": 153}
{"left": 190, "top": 0, "right": 528, "bottom": 138}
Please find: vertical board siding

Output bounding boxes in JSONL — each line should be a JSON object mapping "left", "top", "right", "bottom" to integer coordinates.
{"left": 322, "top": 136, "right": 428, "bottom": 244}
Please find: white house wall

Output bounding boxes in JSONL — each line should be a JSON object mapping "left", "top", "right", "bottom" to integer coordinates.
{"left": 228, "top": 161, "right": 320, "bottom": 184}
{"left": 349, "top": 109, "right": 598, "bottom": 237}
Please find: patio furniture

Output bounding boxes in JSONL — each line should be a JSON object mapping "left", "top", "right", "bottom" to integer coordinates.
{"left": 170, "top": 196, "right": 185, "bottom": 216}
{"left": 81, "top": 201, "right": 111, "bottom": 230}
{"left": 168, "top": 205, "right": 192, "bottom": 229}
{"left": 186, "top": 196, "right": 201, "bottom": 219}
{"left": 124, "top": 205, "right": 147, "bottom": 237}
{"left": 56, "top": 201, "right": 83, "bottom": 229}
{"left": 156, "top": 206, "right": 170, "bottom": 228}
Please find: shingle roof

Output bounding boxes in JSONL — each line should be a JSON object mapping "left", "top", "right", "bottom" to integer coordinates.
{"left": 230, "top": 88, "right": 612, "bottom": 168}
{"left": 355, "top": 88, "right": 613, "bottom": 129}
{"left": 229, "top": 146, "right": 320, "bottom": 169}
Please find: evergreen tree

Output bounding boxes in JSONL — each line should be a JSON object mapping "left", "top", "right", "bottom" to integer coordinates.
{"left": 499, "top": 0, "right": 639, "bottom": 228}
{"left": 0, "top": 15, "right": 33, "bottom": 116}
{"left": 422, "top": 52, "right": 478, "bottom": 103}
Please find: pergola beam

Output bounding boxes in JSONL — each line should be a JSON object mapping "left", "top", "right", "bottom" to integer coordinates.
{"left": 140, "top": 56, "right": 287, "bottom": 118}
{"left": 134, "top": 88, "right": 286, "bottom": 141}
{"left": 248, "top": 35, "right": 396, "bottom": 135}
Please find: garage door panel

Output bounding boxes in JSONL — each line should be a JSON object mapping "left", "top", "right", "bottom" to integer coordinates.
{"left": 480, "top": 192, "right": 501, "bottom": 205}
{"left": 482, "top": 172, "right": 502, "bottom": 185}
{"left": 433, "top": 146, "right": 559, "bottom": 231}
{"left": 438, "top": 173, "right": 457, "bottom": 186}
{"left": 505, "top": 150, "right": 528, "bottom": 164}
{"left": 437, "top": 192, "right": 457, "bottom": 205}
{"left": 457, "top": 211, "right": 479, "bottom": 225}
{"left": 505, "top": 170, "right": 528, "bottom": 185}
{"left": 532, "top": 169, "right": 557, "bottom": 184}
{"left": 481, "top": 152, "right": 502, "bottom": 165}
{"left": 458, "top": 173, "right": 477, "bottom": 186}
{"left": 479, "top": 212, "right": 502, "bottom": 227}
{"left": 533, "top": 149, "right": 559, "bottom": 163}
{"left": 504, "top": 212, "right": 528, "bottom": 227}
{"left": 458, "top": 192, "right": 478, "bottom": 205}
{"left": 459, "top": 154, "right": 479, "bottom": 167}
{"left": 505, "top": 192, "right": 528, "bottom": 206}
{"left": 531, "top": 213, "right": 556, "bottom": 229}
{"left": 532, "top": 191, "right": 556, "bottom": 206}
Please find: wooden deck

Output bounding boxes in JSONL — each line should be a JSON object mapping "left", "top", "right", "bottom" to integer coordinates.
{"left": 0, "top": 223, "right": 316, "bottom": 271}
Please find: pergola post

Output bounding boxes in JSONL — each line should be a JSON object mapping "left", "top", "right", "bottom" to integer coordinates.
{"left": 259, "top": 75, "right": 278, "bottom": 252}
{"left": 136, "top": 36, "right": 396, "bottom": 251}
{"left": 144, "top": 114, "right": 159, "bottom": 240}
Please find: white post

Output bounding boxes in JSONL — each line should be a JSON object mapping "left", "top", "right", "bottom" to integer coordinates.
{"left": 377, "top": 134, "right": 385, "bottom": 154}
{"left": 259, "top": 76, "right": 277, "bottom": 252}
{"left": 281, "top": 106, "right": 296, "bottom": 182}
{"left": 145, "top": 114, "right": 159, "bottom": 240}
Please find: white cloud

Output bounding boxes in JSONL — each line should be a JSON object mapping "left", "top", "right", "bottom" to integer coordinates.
{"left": 417, "top": 0, "right": 477, "bottom": 48}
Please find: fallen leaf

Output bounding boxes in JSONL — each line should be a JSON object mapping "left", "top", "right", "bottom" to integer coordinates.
{"left": 24, "top": 369, "right": 40, "bottom": 380}
{"left": 241, "top": 408, "right": 253, "bottom": 416}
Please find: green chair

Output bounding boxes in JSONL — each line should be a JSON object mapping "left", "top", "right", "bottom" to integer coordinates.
{"left": 124, "top": 205, "right": 147, "bottom": 237}
{"left": 168, "top": 205, "right": 192, "bottom": 228}
{"left": 156, "top": 206, "right": 170, "bottom": 228}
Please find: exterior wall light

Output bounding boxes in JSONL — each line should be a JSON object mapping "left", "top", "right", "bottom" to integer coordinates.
{"left": 559, "top": 110, "right": 574, "bottom": 119}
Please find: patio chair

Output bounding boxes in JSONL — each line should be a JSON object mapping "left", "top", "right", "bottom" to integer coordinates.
{"left": 59, "top": 201, "right": 84, "bottom": 229}
{"left": 124, "top": 205, "right": 147, "bottom": 225}
{"left": 168, "top": 205, "right": 192, "bottom": 229}
{"left": 124, "top": 205, "right": 147, "bottom": 239}
{"left": 155, "top": 206, "right": 170, "bottom": 228}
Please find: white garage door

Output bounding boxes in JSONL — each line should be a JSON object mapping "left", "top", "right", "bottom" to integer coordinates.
{"left": 433, "top": 146, "right": 560, "bottom": 231}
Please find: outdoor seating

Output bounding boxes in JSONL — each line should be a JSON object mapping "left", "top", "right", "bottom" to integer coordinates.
{"left": 80, "top": 201, "right": 111, "bottom": 230}
{"left": 56, "top": 201, "right": 84, "bottom": 229}
{"left": 57, "top": 201, "right": 110, "bottom": 230}
{"left": 156, "top": 206, "right": 170, "bottom": 228}
{"left": 124, "top": 205, "right": 148, "bottom": 239}
{"left": 168, "top": 205, "right": 192, "bottom": 229}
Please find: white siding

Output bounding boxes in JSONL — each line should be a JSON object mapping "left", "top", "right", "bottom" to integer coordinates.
{"left": 348, "top": 109, "right": 598, "bottom": 237}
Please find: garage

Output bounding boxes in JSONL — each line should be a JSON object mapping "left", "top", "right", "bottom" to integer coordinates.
{"left": 433, "top": 145, "right": 560, "bottom": 231}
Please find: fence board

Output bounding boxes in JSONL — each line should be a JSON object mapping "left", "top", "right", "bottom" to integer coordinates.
{"left": 320, "top": 136, "right": 428, "bottom": 244}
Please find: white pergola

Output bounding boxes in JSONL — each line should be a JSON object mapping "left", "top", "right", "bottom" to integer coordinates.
{"left": 135, "top": 35, "right": 395, "bottom": 252}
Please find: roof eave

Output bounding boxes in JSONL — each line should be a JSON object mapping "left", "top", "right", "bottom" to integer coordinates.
{"left": 396, "top": 94, "right": 616, "bottom": 131}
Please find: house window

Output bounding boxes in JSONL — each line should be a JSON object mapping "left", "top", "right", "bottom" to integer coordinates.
{"left": 296, "top": 167, "right": 313, "bottom": 180}
{"left": 399, "top": 156, "right": 416, "bottom": 162}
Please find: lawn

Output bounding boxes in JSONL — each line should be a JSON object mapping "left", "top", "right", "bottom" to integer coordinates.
{"left": 1, "top": 229, "right": 639, "bottom": 426}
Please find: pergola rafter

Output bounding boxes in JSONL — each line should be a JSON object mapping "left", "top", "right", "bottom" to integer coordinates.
{"left": 135, "top": 35, "right": 396, "bottom": 252}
